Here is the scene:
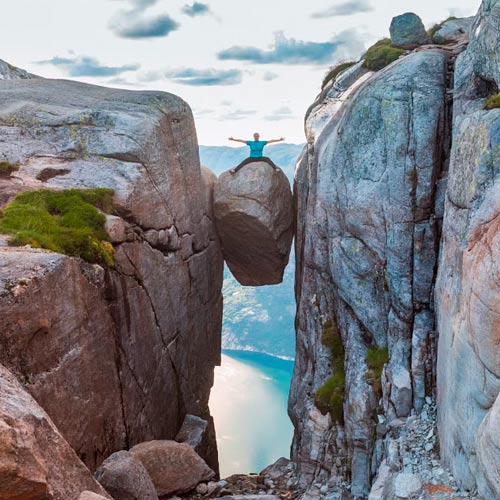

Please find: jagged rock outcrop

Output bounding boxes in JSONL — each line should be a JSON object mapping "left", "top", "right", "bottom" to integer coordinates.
{"left": 0, "top": 364, "right": 111, "bottom": 500}
{"left": 0, "top": 58, "right": 38, "bottom": 80}
{"left": 214, "top": 162, "right": 293, "bottom": 286}
{"left": 390, "top": 13, "right": 431, "bottom": 47}
{"left": 0, "top": 73, "right": 223, "bottom": 473}
{"left": 291, "top": 29, "right": 454, "bottom": 499}
{"left": 436, "top": 1, "right": 500, "bottom": 497}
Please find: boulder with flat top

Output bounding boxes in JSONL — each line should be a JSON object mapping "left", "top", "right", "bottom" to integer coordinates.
{"left": 213, "top": 161, "right": 294, "bottom": 286}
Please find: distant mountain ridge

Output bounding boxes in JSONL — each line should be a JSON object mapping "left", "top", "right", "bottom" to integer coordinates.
{"left": 199, "top": 143, "right": 304, "bottom": 180}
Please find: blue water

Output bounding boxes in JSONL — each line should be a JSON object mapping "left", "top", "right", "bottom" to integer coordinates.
{"left": 209, "top": 349, "right": 294, "bottom": 477}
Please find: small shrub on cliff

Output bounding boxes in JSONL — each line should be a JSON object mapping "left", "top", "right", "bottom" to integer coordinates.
{"left": 363, "top": 39, "right": 405, "bottom": 71}
{"left": 315, "top": 374, "right": 345, "bottom": 423}
{"left": 483, "top": 94, "right": 500, "bottom": 110}
{"left": 322, "top": 61, "right": 356, "bottom": 89}
{"left": 0, "top": 161, "right": 19, "bottom": 178}
{"left": 316, "top": 318, "right": 345, "bottom": 423}
{"left": 365, "top": 346, "right": 389, "bottom": 396}
{"left": 0, "top": 188, "right": 115, "bottom": 265}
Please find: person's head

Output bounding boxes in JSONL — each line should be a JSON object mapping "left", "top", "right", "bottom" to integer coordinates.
{"left": 253, "top": 132, "right": 260, "bottom": 141}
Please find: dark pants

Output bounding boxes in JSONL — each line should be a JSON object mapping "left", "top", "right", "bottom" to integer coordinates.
{"left": 231, "top": 156, "right": 280, "bottom": 173}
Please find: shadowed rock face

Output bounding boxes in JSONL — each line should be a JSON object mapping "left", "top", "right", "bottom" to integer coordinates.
{"left": 214, "top": 162, "right": 294, "bottom": 286}
{"left": 0, "top": 364, "right": 111, "bottom": 500}
{"left": 436, "top": 1, "right": 500, "bottom": 497}
{"left": 0, "top": 75, "right": 223, "bottom": 472}
{"left": 291, "top": 48, "right": 451, "bottom": 496}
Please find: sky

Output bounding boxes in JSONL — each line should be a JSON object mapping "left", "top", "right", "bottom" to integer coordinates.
{"left": 1, "top": 0, "right": 479, "bottom": 145}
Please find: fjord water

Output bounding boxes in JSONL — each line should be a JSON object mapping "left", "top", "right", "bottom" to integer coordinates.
{"left": 203, "top": 145, "right": 298, "bottom": 477}
{"left": 210, "top": 350, "right": 294, "bottom": 477}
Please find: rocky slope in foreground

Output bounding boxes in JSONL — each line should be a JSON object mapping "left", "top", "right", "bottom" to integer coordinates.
{"left": 291, "top": 3, "right": 499, "bottom": 499}
{"left": 0, "top": 61, "right": 223, "bottom": 493}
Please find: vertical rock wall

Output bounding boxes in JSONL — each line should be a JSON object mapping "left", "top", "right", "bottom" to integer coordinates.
{"left": 436, "top": 1, "right": 500, "bottom": 497}
{"left": 291, "top": 49, "right": 451, "bottom": 496}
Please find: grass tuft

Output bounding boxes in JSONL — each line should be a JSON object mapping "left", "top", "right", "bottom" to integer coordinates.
{"left": 365, "top": 346, "right": 389, "bottom": 396}
{"left": 322, "top": 61, "right": 356, "bottom": 89}
{"left": 315, "top": 318, "right": 345, "bottom": 423}
{"left": 315, "top": 374, "right": 345, "bottom": 422}
{"left": 483, "top": 94, "right": 500, "bottom": 110}
{"left": 363, "top": 39, "right": 405, "bottom": 71}
{"left": 0, "top": 188, "right": 115, "bottom": 266}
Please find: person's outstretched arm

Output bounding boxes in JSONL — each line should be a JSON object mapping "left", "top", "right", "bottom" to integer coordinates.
{"left": 266, "top": 137, "right": 286, "bottom": 144}
{"left": 228, "top": 137, "right": 248, "bottom": 144}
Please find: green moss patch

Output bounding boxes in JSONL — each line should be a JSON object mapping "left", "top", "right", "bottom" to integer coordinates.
{"left": 363, "top": 39, "right": 405, "bottom": 71}
{"left": 36, "top": 168, "right": 71, "bottom": 182}
{"left": 0, "top": 188, "right": 115, "bottom": 266}
{"left": 315, "top": 374, "right": 345, "bottom": 422}
{"left": 0, "top": 161, "right": 20, "bottom": 178}
{"left": 365, "top": 346, "right": 389, "bottom": 396}
{"left": 484, "top": 94, "right": 500, "bottom": 110}
{"left": 322, "top": 61, "right": 356, "bottom": 89}
{"left": 315, "top": 318, "right": 345, "bottom": 423}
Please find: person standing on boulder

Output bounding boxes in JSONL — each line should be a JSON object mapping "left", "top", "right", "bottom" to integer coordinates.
{"left": 228, "top": 133, "right": 285, "bottom": 174}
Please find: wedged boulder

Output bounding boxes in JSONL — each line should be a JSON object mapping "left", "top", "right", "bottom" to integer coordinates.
{"left": 432, "top": 17, "right": 473, "bottom": 45}
{"left": 95, "top": 450, "right": 158, "bottom": 500}
{"left": 0, "top": 364, "right": 111, "bottom": 500}
{"left": 129, "top": 440, "right": 215, "bottom": 496}
{"left": 213, "top": 162, "right": 294, "bottom": 286}
{"left": 390, "top": 13, "right": 430, "bottom": 47}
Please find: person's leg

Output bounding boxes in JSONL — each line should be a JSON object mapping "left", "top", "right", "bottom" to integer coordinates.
{"left": 261, "top": 156, "right": 280, "bottom": 171}
{"left": 230, "top": 157, "right": 256, "bottom": 174}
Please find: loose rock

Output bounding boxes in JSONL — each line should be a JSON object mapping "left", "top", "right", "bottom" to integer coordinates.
{"left": 130, "top": 440, "right": 215, "bottom": 496}
{"left": 390, "top": 12, "right": 430, "bottom": 47}
{"left": 94, "top": 450, "right": 158, "bottom": 500}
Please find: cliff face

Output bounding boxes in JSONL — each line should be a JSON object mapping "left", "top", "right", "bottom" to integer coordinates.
{"left": 291, "top": 49, "right": 451, "bottom": 497}
{"left": 436, "top": 1, "right": 500, "bottom": 497}
{"left": 0, "top": 77, "right": 223, "bottom": 472}
{"left": 291, "top": 2, "right": 500, "bottom": 498}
